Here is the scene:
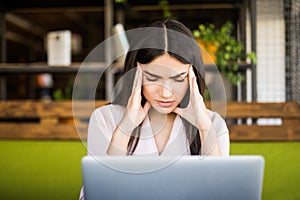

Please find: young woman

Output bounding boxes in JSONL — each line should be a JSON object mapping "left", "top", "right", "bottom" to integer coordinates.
{"left": 79, "top": 18, "right": 230, "bottom": 200}
{"left": 87, "top": 19, "right": 229, "bottom": 157}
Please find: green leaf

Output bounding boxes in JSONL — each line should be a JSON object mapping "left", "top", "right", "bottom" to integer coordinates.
{"left": 193, "top": 30, "right": 200, "bottom": 38}
{"left": 53, "top": 89, "right": 64, "bottom": 100}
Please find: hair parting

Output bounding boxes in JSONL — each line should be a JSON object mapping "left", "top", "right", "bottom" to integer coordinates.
{"left": 163, "top": 23, "right": 168, "bottom": 52}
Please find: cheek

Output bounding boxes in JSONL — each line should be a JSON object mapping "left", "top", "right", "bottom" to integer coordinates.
{"left": 142, "top": 84, "right": 157, "bottom": 101}
{"left": 172, "top": 81, "right": 189, "bottom": 101}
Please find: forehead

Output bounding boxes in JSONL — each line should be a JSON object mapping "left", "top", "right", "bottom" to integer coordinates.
{"left": 141, "top": 54, "right": 189, "bottom": 75}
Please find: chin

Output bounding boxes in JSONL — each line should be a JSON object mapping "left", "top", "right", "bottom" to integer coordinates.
{"left": 152, "top": 105, "right": 176, "bottom": 114}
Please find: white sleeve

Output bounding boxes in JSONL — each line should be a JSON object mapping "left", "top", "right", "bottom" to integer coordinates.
{"left": 202, "top": 111, "right": 230, "bottom": 156}
{"left": 80, "top": 105, "right": 121, "bottom": 200}
{"left": 79, "top": 186, "right": 85, "bottom": 200}
{"left": 215, "top": 118, "right": 230, "bottom": 156}
{"left": 87, "top": 107, "right": 113, "bottom": 156}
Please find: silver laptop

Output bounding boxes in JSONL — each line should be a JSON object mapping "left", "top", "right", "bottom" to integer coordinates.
{"left": 81, "top": 156, "right": 264, "bottom": 200}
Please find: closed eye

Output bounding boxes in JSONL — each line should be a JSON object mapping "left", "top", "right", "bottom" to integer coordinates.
{"left": 146, "top": 77, "right": 159, "bottom": 82}
{"left": 174, "top": 78, "right": 186, "bottom": 82}
{"left": 143, "top": 71, "right": 161, "bottom": 82}
{"left": 170, "top": 72, "right": 188, "bottom": 82}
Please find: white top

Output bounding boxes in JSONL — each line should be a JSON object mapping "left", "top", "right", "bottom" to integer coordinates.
{"left": 80, "top": 104, "right": 230, "bottom": 199}
{"left": 87, "top": 104, "right": 230, "bottom": 156}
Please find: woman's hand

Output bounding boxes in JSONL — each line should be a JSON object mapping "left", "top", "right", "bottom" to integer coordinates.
{"left": 118, "top": 65, "right": 151, "bottom": 134}
{"left": 174, "top": 66, "right": 212, "bottom": 135}
{"left": 108, "top": 65, "right": 150, "bottom": 155}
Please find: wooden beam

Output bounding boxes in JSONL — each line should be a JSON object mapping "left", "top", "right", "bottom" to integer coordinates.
{"left": 225, "top": 102, "right": 300, "bottom": 118}
{"left": 0, "top": 101, "right": 300, "bottom": 141}
{"left": 0, "top": 100, "right": 109, "bottom": 118}
{"left": 229, "top": 125, "right": 300, "bottom": 141}
{"left": 0, "top": 123, "right": 86, "bottom": 140}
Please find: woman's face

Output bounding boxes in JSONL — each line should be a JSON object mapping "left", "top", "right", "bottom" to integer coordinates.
{"left": 139, "top": 53, "right": 190, "bottom": 114}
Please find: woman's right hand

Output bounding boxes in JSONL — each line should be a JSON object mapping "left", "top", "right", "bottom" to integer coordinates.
{"left": 118, "top": 64, "right": 151, "bottom": 135}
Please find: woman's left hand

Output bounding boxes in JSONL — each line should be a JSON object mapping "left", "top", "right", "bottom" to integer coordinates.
{"left": 174, "top": 66, "right": 212, "bottom": 133}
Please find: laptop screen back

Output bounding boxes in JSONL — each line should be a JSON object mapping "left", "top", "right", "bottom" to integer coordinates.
{"left": 81, "top": 156, "right": 264, "bottom": 200}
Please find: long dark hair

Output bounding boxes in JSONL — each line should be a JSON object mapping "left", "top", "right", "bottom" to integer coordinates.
{"left": 113, "top": 19, "right": 206, "bottom": 155}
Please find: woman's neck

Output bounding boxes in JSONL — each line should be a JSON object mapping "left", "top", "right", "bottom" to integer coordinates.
{"left": 148, "top": 108, "right": 176, "bottom": 155}
{"left": 149, "top": 108, "right": 176, "bottom": 122}
{"left": 148, "top": 108, "right": 176, "bottom": 132}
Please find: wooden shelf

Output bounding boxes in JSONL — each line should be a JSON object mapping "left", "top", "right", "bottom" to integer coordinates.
{"left": 0, "top": 62, "right": 252, "bottom": 74}
{"left": 0, "top": 62, "right": 123, "bottom": 74}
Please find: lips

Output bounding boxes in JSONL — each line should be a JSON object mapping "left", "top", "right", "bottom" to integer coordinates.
{"left": 156, "top": 100, "right": 175, "bottom": 107}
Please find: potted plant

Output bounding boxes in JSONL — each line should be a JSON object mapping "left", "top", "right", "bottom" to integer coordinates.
{"left": 193, "top": 21, "right": 257, "bottom": 85}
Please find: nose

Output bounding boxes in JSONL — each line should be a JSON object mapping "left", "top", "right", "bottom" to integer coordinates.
{"left": 159, "top": 83, "right": 172, "bottom": 98}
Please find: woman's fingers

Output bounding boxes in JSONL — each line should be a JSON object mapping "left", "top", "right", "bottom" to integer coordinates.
{"left": 130, "top": 65, "right": 143, "bottom": 105}
{"left": 136, "top": 65, "right": 143, "bottom": 95}
{"left": 188, "top": 65, "right": 203, "bottom": 103}
{"left": 189, "top": 66, "right": 201, "bottom": 94}
{"left": 143, "top": 101, "right": 151, "bottom": 113}
{"left": 132, "top": 65, "right": 141, "bottom": 93}
{"left": 132, "top": 65, "right": 138, "bottom": 89}
{"left": 188, "top": 65, "right": 194, "bottom": 91}
{"left": 173, "top": 107, "right": 183, "bottom": 117}
{"left": 188, "top": 65, "right": 197, "bottom": 100}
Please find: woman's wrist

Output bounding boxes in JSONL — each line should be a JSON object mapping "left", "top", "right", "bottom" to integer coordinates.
{"left": 196, "top": 109, "right": 213, "bottom": 131}
{"left": 118, "top": 117, "right": 136, "bottom": 135}
{"left": 107, "top": 125, "right": 131, "bottom": 155}
{"left": 197, "top": 120, "right": 212, "bottom": 133}
{"left": 199, "top": 123, "right": 222, "bottom": 156}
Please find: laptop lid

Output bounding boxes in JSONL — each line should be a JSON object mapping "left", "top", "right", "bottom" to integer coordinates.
{"left": 81, "top": 156, "right": 264, "bottom": 200}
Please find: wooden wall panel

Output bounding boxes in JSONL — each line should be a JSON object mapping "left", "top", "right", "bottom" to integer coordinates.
{"left": 0, "top": 101, "right": 299, "bottom": 141}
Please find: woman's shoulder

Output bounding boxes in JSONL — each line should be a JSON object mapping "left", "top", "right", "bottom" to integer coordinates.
{"left": 207, "top": 109, "right": 224, "bottom": 121}
{"left": 93, "top": 103, "right": 125, "bottom": 116}
{"left": 90, "top": 103, "right": 125, "bottom": 126}
{"left": 207, "top": 109, "right": 228, "bottom": 131}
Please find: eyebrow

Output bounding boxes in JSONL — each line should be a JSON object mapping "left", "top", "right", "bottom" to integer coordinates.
{"left": 143, "top": 70, "right": 188, "bottom": 79}
{"left": 169, "top": 72, "right": 188, "bottom": 79}
{"left": 143, "top": 71, "right": 161, "bottom": 78}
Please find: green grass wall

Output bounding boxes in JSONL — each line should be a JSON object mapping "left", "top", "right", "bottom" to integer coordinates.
{"left": 0, "top": 141, "right": 299, "bottom": 200}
